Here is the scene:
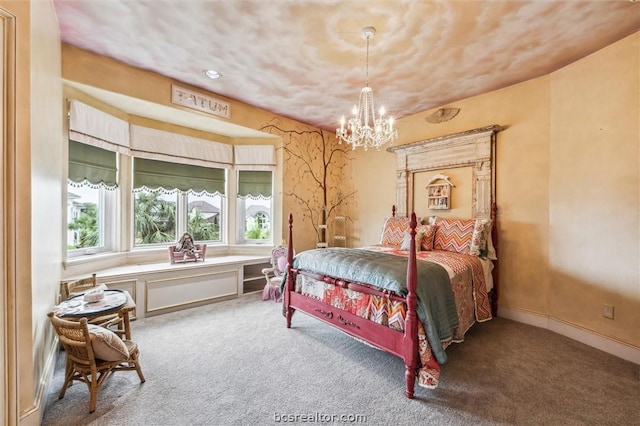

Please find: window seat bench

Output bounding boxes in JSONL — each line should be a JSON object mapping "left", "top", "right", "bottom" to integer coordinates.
{"left": 80, "top": 255, "right": 270, "bottom": 319}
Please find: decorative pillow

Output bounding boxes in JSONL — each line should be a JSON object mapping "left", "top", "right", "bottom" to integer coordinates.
{"left": 424, "top": 216, "right": 438, "bottom": 226}
{"left": 88, "top": 324, "right": 129, "bottom": 361}
{"left": 469, "top": 219, "right": 490, "bottom": 256}
{"left": 399, "top": 230, "right": 424, "bottom": 251}
{"left": 484, "top": 222, "right": 498, "bottom": 260}
{"left": 416, "top": 224, "right": 436, "bottom": 251}
{"left": 379, "top": 216, "right": 411, "bottom": 246}
{"left": 433, "top": 218, "right": 477, "bottom": 254}
{"left": 277, "top": 255, "right": 288, "bottom": 273}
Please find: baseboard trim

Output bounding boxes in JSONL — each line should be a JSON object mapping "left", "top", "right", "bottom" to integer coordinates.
{"left": 498, "top": 306, "right": 640, "bottom": 365}
{"left": 20, "top": 337, "right": 60, "bottom": 425}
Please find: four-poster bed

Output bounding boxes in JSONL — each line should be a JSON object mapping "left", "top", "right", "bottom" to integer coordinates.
{"left": 282, "top": 126, "right": 502, "bottom": 398}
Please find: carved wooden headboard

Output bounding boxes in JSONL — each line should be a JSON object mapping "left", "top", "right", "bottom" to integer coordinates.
{"left": 387, "top": 125, "right": 503, "bottom": 219}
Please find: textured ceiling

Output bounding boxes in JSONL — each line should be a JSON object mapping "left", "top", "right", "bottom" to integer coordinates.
{"left": 53, "top": 0, "right": 640, "bottom": 134}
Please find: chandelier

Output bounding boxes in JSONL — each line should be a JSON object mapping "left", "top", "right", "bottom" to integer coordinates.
{"left": 336, "top": 27, "right": 398, "bottom": 150}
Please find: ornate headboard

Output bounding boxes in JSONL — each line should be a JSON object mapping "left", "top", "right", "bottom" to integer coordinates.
{"left": 387, "top": 125, "right": 503, "bottom": 219}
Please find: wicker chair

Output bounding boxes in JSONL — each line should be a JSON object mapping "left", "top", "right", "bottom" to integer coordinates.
{"left": 48, "top": 312, "right": 145, "bottom": 413}
{"left": 60, "top": 273, "right": 99, "bottom": 301}
{"left": 59, "top": 274, "right": 123, "bottom": 334}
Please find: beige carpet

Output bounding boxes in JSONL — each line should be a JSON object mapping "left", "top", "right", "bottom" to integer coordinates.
{"left": 42, "top": 292, "right": 640, "bottom": 426}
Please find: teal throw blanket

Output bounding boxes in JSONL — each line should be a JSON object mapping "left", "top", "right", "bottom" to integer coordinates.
{"left": 290, "top": 248, "right": 458, "bottom": 363}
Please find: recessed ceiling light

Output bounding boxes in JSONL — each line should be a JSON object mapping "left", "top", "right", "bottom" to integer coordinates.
{"left": 203, "top": 69, "right": 222, "bottom": 80}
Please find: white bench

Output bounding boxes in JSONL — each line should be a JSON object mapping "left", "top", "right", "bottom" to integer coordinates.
{"left": 87, "top": 255, "right": 270, "bottom": 319}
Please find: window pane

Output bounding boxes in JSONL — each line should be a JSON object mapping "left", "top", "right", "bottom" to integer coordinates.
{"left": 242, "top": 197, "right": 271, "bottom": 241}
{"left": 67, "top": 183, "right": 102, "bottom": 250}
{"left": 187, "top": 193, "right": 223, "bottom": 242}
{"left": 237, "top": 170, "right": 272, "bottom": 244}
{"left": 134, "top": 190, "right": 177, "bottom": 245}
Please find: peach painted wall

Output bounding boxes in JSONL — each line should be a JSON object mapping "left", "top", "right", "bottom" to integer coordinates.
{"left": 353, "top": 33, "right": 639, "bottom": 349}
{"left": 548, "top": 35, "right": 639, "bottom": 345}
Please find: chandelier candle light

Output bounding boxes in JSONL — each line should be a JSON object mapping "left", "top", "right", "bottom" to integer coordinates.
{"left": 336, "top": 27, "right": 398, "bottom": 150}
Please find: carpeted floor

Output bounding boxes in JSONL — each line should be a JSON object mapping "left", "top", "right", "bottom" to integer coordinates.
{"left": 41, "top": 292, "right": 640, "bottom": 426}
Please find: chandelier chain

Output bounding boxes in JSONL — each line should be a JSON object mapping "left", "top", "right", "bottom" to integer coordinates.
{"left": 365, "top": 35, "right": 370, "bottom": 88}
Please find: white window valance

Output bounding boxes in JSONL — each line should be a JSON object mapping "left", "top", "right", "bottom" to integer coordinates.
{"left": 68, "top": 100, "right": 131, "bottom": 154}
{"left": 130, "top": 125, "right": 233, "bottom": 169}
{"left": 234, "top": 145, "right": 276, "bottom": 171}
{"left": 69, "top": 100, "right": 269, "bottom": 171}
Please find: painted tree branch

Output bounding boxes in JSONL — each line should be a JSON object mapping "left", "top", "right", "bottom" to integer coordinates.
{"left": 260, "top": 121, "right": 356, "bottom": 245}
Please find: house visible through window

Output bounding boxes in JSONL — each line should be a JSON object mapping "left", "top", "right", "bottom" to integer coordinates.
{"left": 67, "top": 183, "right": 101, "bottom": 249}
{"left": 237, "top": 170, "right": 272, "bottom": 243}
{"left": 187, "top": 193, "right": 222, "bottom": 241}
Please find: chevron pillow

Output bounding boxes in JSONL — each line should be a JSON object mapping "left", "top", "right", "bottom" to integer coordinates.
{"left": 379, "top": 216, "right": 411, "bottom": 246}
{"left": 416, "top": 224, "right": 436, "bottom": 251}
{"left": 433, "top": 218, "right": 491, "bottom": 256}
{"left": 433, "top": 218, "right": 478, "bottom": 254}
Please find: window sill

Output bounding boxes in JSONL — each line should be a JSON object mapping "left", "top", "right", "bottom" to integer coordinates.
{"left": 63, "top": 251, "right": 123, "bottom": 269}
{"left": 63, "top": 244, "right": 273, "bottom": 278}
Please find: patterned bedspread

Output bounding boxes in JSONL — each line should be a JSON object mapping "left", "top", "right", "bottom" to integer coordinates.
{"left": 293, "top": 246, "right": 492, "bottom": 388}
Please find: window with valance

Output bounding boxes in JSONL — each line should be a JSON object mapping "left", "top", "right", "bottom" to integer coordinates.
{"left": 67, "top": 100, "right": 126, "bottom": 255}
{"left": 237, "top": 170, "right": 273, "bottom": 242}
{"left": 132, "top": 158, "right": 227, "bottom": 246}
{"left": 66, "top": 99, "right": 278, "bottom": 256}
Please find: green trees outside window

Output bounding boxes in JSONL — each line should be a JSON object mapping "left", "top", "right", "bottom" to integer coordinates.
{"left": 68, "top": 202, "right": 99, "bottom": 249}
{"left": 134, "top": 192, "right": 177, "bottom": 244}
{"left": 245, "top": 211, "right": 270, "bottom": 240}
{"left": 133, "top": 191, "right": 222, "bottom": 245}
{"left": 187, "top": 207, "right": 220, "bottom": 241}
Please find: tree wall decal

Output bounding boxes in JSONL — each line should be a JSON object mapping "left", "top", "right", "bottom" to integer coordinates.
{"left": 260, "top": 119, "right": 356, "bottom": 248}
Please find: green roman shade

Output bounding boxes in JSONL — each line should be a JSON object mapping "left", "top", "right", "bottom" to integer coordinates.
{"left": 238, "top": 170, "right": 272, "bottom": 198}
{"left": 68, "top": 140, "right": 118, "bottom": 188}
{"left": 134, "top": 158, "right": 226, "bottom": 194}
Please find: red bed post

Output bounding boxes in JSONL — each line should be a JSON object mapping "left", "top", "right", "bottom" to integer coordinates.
{"left": 403, "top": 212, "right": 419, "bottom": 399}
{"left": 284, "top": 214, "right": 295, "bottom": 328}
{"left": 491, "top": 202, "right": 499, "bottom": 316}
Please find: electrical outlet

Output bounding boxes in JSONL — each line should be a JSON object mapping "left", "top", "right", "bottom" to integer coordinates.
{"left": 603, "top": 304, "right": 615, "bottom": 319}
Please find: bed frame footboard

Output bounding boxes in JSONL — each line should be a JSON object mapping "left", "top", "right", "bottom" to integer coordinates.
{"left": 283, "top": 212, "right": 420, "bottom": 399}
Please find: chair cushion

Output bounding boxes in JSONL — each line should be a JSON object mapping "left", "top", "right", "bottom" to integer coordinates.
{"left": 88, "top": 324, "right": 129, "bottom": 361}
{"left": 277, "top": 256, "right": 288, "bottom": 273}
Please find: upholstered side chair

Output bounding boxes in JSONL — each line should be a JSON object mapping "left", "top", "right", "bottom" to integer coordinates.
{"left": 261, "top": 245, "right": 290, "bottom": 301}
